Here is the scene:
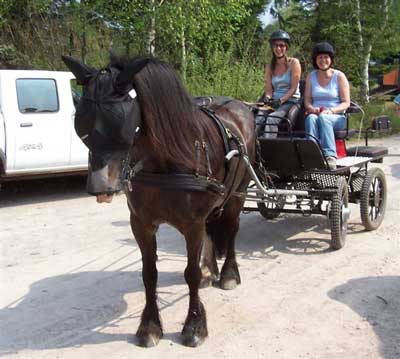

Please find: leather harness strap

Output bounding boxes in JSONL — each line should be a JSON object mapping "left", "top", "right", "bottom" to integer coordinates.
{"left": 199, "top": 107, "right": 231, "bottom": 156}
{"left": 131, "top": 172, "right": 225, "bottom": 194}
{"left": 124, "top": 102, "right": 247, "bottom": 217}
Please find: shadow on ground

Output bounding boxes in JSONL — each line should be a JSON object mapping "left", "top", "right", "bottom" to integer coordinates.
{"left": 235, "top": 210, "right": 364, "bottom": 258}
{"left": 113, "top": 207, "right": 364, "bottom": 259}
{"left": 0, "top": 176, "right": 89, "bottom": 208}
{"left": 0, "top": 270, "right": 186, "bottom": 356}
{"left": 328, "top": 276, "right": 400, "bottom": 359}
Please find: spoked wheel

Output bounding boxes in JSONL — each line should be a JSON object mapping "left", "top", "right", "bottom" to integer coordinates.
{"left": 360, "top": 168, "right": 387, "bottom": 231}
{"left": 257, "top": 195, "right": 286, "bottom": 220}
{"left": 329, "top": 177, "right": 350, "bottom": 250}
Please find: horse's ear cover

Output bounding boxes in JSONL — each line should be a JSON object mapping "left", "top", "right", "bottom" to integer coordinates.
{"left": 115, "top": 57, "right": 150, "bottom": 93}
{"left": 61, "top": 55, "right": 95, "bottom": 85}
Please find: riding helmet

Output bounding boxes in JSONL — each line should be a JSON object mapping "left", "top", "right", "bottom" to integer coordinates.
{"left": 269, "top": 29, "right": 291, "bottom": 46}
{"left": 312, "top": 42, "right": 335, "bottom": 68}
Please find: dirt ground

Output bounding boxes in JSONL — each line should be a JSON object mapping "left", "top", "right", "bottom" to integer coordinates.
{"left": 1, "top": 135, "right": 400, "bottom": 359}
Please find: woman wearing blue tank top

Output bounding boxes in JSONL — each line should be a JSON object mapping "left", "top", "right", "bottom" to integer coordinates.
{"left": 256, "top": 30, "right": 301, "bottom": 138}
{"left": 304, "top": 42, "right": 350, "bottom": 169}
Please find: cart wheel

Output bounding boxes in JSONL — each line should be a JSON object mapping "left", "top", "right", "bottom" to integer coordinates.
{"left": 257, "top": 195, "right": 285, "bottom": 220}
{"left": 360, "top": 168, "right": 387, "bottom": 231}
{"left": 330, "top": 177, "right": 349, "bottom": 250}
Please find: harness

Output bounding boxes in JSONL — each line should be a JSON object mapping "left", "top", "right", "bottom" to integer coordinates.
{"left": 123, "top": 103, "right": 247, "bottom": 216}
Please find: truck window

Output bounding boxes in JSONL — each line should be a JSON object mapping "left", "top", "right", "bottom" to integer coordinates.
{"left": 16, "top": 79, "right": 59, "bottom": 113}
{"left": 70, "top": 79, "right": 82, "bottom": 109}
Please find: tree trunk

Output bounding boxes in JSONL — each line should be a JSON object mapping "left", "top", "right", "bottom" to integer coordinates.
{"left": 360, "top": 44, "right": 372, "bottom": 103}
{"left": 178, "top": 5, "right": 186, "bottom": 81}
{"left": 355, "top": 0, "right": 391, "bottom": 102}
{"left": 147, "top": 0, "right": 156, "bottom": 56}
{"left": 181, "top": 26, "right": 187, "bottom": 81}
{"left": 81, "top": 0, "right": 87, "bottom": 64}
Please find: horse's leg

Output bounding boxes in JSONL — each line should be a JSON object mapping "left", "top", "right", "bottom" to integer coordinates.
{"left": 130, "top": 213, "right": 162, "bottom": 347}
{"left": 210, "top": 198, "right": 243, "bottom": 290}
{"left": 181, "top": 222, "right": 208, "bottom": 347}
{"left": 200, "top": 234, "right": 219, "bottom": 288}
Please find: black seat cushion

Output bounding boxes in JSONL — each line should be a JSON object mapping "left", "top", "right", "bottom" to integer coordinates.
{"left": 346, "top": 146, "right": 388, "bottom": 159}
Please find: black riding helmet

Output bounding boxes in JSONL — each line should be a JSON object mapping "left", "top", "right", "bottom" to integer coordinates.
{"left": 312, "top": 42, "right": 335, "bottom": 69}
{"left": 269, "top": 29, "right": 291, "bottom": 46}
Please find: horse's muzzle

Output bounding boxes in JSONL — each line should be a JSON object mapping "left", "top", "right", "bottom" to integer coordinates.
{"left": 86, "top": 156, "right": 124, "bottom": 196}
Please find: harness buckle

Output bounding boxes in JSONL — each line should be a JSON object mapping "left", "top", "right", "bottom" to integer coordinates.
{"left": 122, "top": 157, "right": 144, "bottom": 192}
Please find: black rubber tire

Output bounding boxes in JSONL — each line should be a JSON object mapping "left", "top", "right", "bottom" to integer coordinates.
{"left": 360, "top": 168, "right": 387, "bottom": 231}
{"left": 257, "top": 195, "right": 285, "bottom": 220}
{"left": 330, "top": 177, "right": 349, "bottom": 250}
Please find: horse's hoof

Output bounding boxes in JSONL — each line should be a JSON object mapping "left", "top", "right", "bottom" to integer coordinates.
{"left": 200, "top": 274, "right": 218, "bottom": 288}
{"left": 136, "top": 321, "right": 163, "bottom": 347}
{"left": 182, "top": 334, "right": 206, "bottom": 347}
{"left": 136, "top": 333, "right": 161, "bottom": 347}
{"left": 199, "top": 277, "right": 213, "bottom": 288}
{"left": 220, "top": 278, "right": 238, "bottom": 290}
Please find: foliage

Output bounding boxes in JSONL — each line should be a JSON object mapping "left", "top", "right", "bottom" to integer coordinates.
{"left": 269, "top": 0, "right": 398, "bottom": 102}
{"left": 0, "top": 0, "right": 398, "bottom": 102}
{"left": 348, "top": 99, "right": 400, "bottom": 134}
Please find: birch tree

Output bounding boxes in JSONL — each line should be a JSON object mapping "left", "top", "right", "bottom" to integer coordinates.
{"left": 353, "top": 0, "right": 392, "bottom": 102}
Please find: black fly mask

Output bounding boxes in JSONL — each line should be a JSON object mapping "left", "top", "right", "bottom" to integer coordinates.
{"left": 62, "top": 55, "right": 142, "bottom": 195}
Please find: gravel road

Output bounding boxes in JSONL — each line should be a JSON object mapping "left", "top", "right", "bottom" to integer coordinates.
{"left": 1, "top": 135, "right": 400, "bottom": 359}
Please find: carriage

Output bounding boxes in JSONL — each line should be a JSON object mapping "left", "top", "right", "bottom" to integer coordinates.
{"left": 238, "top": 101, "right": 389, "bottom": 249}
{"left": 62, "top": 54, "right": 390, "bottom": 347}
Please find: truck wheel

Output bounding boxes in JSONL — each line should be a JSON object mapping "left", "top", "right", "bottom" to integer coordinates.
{"left": 330, "top": 177, "right": 349, "bottom": 250}
{"left": 360, "top": 168, "right": 387, "bottom": 231}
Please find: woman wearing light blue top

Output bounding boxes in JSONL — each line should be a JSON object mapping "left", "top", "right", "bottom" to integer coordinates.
{"left": 257, "top": 30, "right": 301, "bottom": 138}
{"left": 304, "top": 42, "right": 350, "bottom": 169}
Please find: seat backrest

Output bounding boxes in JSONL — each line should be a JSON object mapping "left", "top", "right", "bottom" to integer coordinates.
{"left": 258, "top": 137, "right": 328, "bottom": 174}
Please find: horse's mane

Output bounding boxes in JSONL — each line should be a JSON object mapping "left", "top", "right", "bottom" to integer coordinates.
{"left": 128, "top": 57, "right": 213, "bottom": 172}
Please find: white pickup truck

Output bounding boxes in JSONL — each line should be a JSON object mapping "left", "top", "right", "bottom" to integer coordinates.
{"left": 0, "top": 70, "right": 88, "bottom": 186}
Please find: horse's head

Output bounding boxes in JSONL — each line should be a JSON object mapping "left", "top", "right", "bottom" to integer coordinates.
{"left": 62, "top": 55, "right": 147, "bottom": 200}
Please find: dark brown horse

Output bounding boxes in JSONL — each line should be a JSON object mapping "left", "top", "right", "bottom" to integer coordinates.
{"left": 62, "top": 55, "right": 256, "bottom": 347}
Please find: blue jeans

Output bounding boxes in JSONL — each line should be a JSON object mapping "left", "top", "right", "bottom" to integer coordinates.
{"left": 305, "top": 113, "right": 346, "bottom": 158}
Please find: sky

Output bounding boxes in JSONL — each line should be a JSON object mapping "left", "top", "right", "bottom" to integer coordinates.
{"left": 259, "top": 3, "right": 276, "bottom": 27}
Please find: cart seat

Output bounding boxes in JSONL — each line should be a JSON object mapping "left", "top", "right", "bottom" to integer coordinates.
{"left": 259, "top": 137, "right": 329, "bottom": 173}
{"left": 346, "top": 146, "right": 388, "bottom": 163}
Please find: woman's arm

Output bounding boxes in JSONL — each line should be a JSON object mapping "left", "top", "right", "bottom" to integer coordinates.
{"left": 333, "top": 71, "right": 350, "bottom": 113}
{"left": 265, "top": 64, "right": 273, "bottom": 99}
{"left": 304, "top": 73, "right": 317, "bottom": 113}
{"left": 280, "top": 58, "right": 301, "bottom": 103}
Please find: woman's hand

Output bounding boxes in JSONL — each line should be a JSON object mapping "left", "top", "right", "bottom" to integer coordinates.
{"left": 306, "top": 106, "right": 321, "bottom": 115}
{"left": 321, "top": 108, "right": 334, "bottom": 114}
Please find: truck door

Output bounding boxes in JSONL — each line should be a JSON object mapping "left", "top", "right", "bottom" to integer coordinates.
{"left": 69, "top": 85, "right": 89, "bottom": 166}
{"left": 13, "top": 78, "right": 71, "bottom": 170}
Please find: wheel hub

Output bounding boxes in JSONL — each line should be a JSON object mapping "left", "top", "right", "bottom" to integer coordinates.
{"left": 342, "top": 206, "right": 351, "bottom": 223}
{"left": 373, "top": 190, "right": 380, "bottom": 207}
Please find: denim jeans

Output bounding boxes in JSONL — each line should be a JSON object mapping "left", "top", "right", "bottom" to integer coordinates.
{"left": 305, "top": 113, "right": 346, "bottom": 158}
{"left": 256, "top": 102, "right": 296, "bottom": 138}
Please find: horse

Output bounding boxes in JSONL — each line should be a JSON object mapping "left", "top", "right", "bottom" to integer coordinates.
{"left": 62, "top": 55, "right": 256, "bottom": 347}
